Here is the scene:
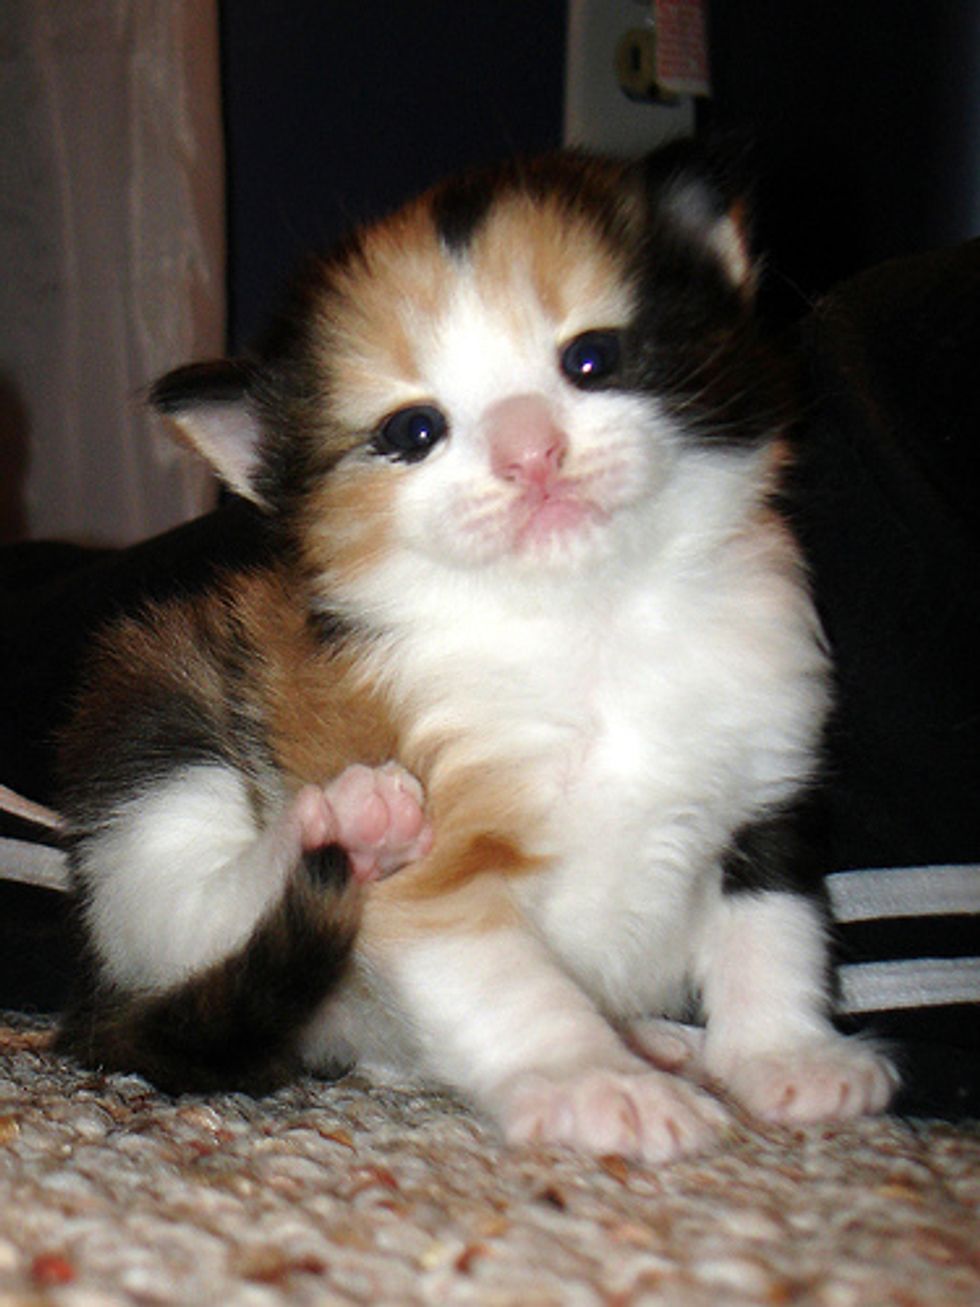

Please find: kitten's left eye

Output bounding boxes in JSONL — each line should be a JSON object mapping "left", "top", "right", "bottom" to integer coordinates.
{"left": 560, "top": 330, "right": 622, "bottom": 389}
{"left": 372, "top": 404, "right": 448, "bottom": 463}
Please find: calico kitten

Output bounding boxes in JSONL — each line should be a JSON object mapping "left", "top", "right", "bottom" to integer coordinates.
{"left": 57, "top": 143, "right": 897, "bottom": 1160}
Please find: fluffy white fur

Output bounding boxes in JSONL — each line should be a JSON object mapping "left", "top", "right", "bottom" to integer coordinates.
{"left": 81, "top": 764, "right": 282, "bottom": 990}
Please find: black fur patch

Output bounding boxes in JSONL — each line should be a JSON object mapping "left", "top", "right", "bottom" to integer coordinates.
{"left": 432, "top": 173, "right": 497, "bottom": 256}
{"left": 304, "top": 843, "right": 351, "bottom": 893}
{"left": 197, "top": 602, "right": 277, "bottom": 782}
{"left": 59, "top": 680, "right": 228, "bottom": 832}
{"left": 58, "top": 593, "right": 276, "bottom": 833}
{"left": 615, "top": 139, "right": 792, "bottom": 451}
{"left": 56, "top": 854, "right": 361, "bottom": 1095}
{"left": 149, "top": 360, "right": 254, "bottom": 415}
{"left": 721, "top": 800, "right": 827, "bottom": 902}
{"left": 622, "top": 232, "right": 788, "bottom": 450}
{"left": 431, "top": 152, "right": 632, "bottom": 258}
{"left": 637, "top": 135, "right": 753, "bottom": 230}
{"left": 305, "top": 604, "right": 353, "bottom": 648}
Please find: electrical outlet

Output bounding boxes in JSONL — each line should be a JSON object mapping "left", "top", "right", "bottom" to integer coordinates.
{"left": 564, "top": 0, "right": 694, "bottom": 154}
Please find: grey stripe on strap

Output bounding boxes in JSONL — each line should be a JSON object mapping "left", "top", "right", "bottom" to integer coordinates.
{"left": 837, "top": 957, "right": 980, "bottom": 1015}
{"left": 826, "top": 865, "right": 980, "bottom": 924}
{"left": 0, "top": 837, "right": 69, "bottom": 892}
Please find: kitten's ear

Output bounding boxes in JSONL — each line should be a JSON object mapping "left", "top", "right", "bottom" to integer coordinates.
{"left": 638, "top": 139, "right": 757, "bottom": 293}
{"left": 149, "top": 360, "right": 267, "bottom": 507}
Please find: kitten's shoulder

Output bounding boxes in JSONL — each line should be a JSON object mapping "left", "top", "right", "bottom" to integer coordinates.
{"left": 57, "top": 563, "right": 326, "bottom": 815}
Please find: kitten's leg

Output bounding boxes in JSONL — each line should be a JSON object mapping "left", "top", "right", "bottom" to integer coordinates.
{"left": 371, "top": 902, "right": 730, "bottom": 1162}
{"left": 72, "top": 761, "right": 428, "bottom": 991}
{"left": 697, "top": 888, "right": 898, "bottom": 1122}
{"left": 59, "top": 761, "right": 428, "bottom": 1092}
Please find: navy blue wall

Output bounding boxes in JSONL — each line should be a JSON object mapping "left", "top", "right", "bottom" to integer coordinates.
{"left": 220, "top": 1, "right": 567, "bottom": 349}
{"left": 706, "top": 0, "right": 980, "bottom": 316}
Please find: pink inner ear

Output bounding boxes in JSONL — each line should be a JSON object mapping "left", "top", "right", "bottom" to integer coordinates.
{"left": 169, "top": 401, "right": 266, "bottom": 505}
{"left": 708, "top": 210, "right": 755, "bottom": 291}
{"left": 660, "top": 175, "right": 755, "bottom": 293}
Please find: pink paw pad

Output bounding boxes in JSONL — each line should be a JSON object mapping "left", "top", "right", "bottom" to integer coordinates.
{"left": 503, "top": 1067, "right": 730, "bottom": 1164}
{"left": 723, "top": 1039, "right": 899, "bottom": 1124}
{"left": 298, "top": 762, "right": 431, "bottom": 883}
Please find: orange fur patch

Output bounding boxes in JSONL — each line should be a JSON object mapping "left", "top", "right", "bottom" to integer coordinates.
{"left": 217, "top": 574, "right": 545, "bottom": 922}
{"left": 372, "top": 742, "right": 547, "bottom": 928}
{"left": 318, "top": 201, "right": 457, "bottom": 427}
{"left": 396, "top": 830, "right": 542, "bottom": 903}
{"left": 470, "top": 192, "right": 634, "bottom": 337}
{"left": 305, "top": 167, "right": 637, "bottom": 447}
{"left": 298, "top": 460, "right": 399, "bottom": 592}
{"left": 68, "top": 569, "right": 545, "bottom": 943}
{"left": 228, "top": 569, "right": 401, "bottom": 785}
{"left": 72, "top": 568, "right": 402, "bottom": 803}
{"left": 363, "top": 867, "right": 525, "bottom": 943}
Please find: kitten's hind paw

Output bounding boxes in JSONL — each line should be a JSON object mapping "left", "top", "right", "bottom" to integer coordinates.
{"left": 625, "top": 1017, "right": 708, "bottom": 1074}
{"left": 500, "top": 1067, "right": 730, "bottom": 1164}
{"left": 720, "top": 1037, "right": 899, "bottom": 1124}
{"left": 294, "top": 762, "right": 432, "bottom": 884}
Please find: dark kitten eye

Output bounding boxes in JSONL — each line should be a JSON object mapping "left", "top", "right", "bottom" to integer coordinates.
{"left": 560, "top": 331, "right": 622, "bottom": 389}
{"left": 372, "top": 404, "right": 448, "bottom": 463}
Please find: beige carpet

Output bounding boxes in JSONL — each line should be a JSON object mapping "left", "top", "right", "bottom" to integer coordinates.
{"left": 0, "top": 1015, "right": 977, "bottom": 1306}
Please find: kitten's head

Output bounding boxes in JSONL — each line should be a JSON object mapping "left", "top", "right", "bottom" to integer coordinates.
{"left": 152, "top": 142, "right": 789, "bottom": 615}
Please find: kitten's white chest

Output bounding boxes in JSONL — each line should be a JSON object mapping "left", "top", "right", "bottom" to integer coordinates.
{"left": 372, "top": 511, "right": 827, "bottom": 1041}
{"left": 511, "top": 624, "right": 737, "bottom": 1015}
{"left": 502, "top": 564, "right": 824, "bottom": 1017}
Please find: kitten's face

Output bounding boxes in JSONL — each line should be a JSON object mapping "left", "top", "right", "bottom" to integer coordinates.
{"left": 155, "top": 148, "right": 784, "bottom": 605}
{"left": 308, "top": 185, "right": 674, "bottom": 582}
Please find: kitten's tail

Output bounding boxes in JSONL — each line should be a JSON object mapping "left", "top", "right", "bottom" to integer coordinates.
{"left": 56, "top": 846, "right": 359, "bottom": 1095}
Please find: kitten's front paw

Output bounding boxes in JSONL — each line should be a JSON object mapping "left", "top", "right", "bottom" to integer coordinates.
{"left": 500, "top": 1068, "right": 730, "bottom": 1163}
{"left": 295, "top": 763, "right": 432, "bottom": 882}
{"left": 721, "top": 1038, "right": 899, "bottom": 1124}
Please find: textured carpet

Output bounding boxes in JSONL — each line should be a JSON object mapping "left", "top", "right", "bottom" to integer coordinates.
{"left": 0, "top": 1015, "right": 977, "bottom": 1306}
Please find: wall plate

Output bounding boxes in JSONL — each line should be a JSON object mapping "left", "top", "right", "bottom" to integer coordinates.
{"left": 564, "top": 0, "right": 694, "bottom": 154}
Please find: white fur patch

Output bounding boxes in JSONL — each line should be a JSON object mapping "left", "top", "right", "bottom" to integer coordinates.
{"left": 78, "top": 765, "right": 290, "bottom": 991}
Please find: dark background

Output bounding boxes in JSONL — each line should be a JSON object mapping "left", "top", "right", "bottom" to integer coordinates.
{"left": 220, "top": 0, "right": 569, "bottom": 349}
{"left": 705, "top": 1, "right": 980, "bottom": 319}
{"left": 220, "top": 0, "right": 980, "bottom": 346}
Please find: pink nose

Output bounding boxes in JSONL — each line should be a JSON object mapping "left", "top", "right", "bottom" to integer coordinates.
{"left": 486, "top": 394, "right": 568, "bottom": 488}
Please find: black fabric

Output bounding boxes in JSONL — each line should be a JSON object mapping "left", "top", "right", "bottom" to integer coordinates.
{"left": 0, "top": 497, "right": 271, "bottom": 804}
{"left": 787, "top": 242, "right": 980, "bottom": 1120}
{"left": 790, "top": 240, "right": 980, "bottom": 875}
{"left": 2, "top": 244, "right": 978, "bottom": 1116}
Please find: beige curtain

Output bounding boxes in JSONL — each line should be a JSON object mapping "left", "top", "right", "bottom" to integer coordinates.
{"left": 0, "top": 0, "right": 224, "bottom": 546}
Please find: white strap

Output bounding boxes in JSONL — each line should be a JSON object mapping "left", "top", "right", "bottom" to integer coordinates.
{"left": 837, "top": 956, "right": 980, "bottom": 1014}
{"left": 826, "top": 865, "right": 980, "bottom": 923}
{"left": 0, "top": 783, "right": 65, "bottom": 832}
{"left": 0, "top": 836, "right": 69, "bottom": 892}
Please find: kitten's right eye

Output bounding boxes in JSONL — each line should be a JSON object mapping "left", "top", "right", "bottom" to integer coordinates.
{"left": 372, "top": 404, "right": 449, "bottom": 464}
